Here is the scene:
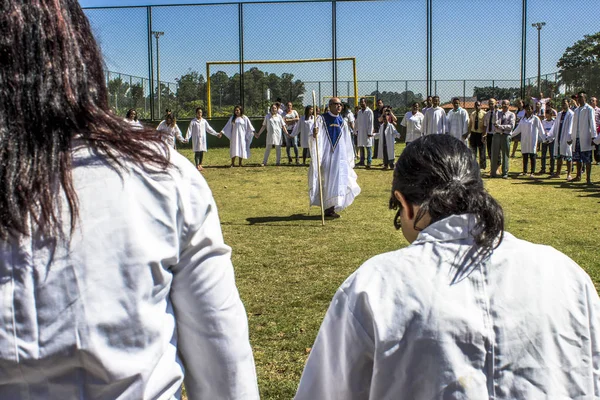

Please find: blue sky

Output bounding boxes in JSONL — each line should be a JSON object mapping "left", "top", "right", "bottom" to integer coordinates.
{"left": 79, "top": 0, "right": 598, "bottom": 101}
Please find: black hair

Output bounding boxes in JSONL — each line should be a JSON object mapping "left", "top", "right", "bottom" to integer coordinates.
{"left": 433, "top": 95, "right": 440, "bottom": 100}
{"left": 304, "top": 105, "right": 312, "bottom": 119}
{"left": 0, "top": 0, "right": 169, "bottom": 240}
{"left": 389, "top": 134, "right": 504, "bottom": 251}
{"left": 452, "top": 97, "right": 460, "bottom": 103}
{"left": 126, "top": 109, "right": 137, "bottom": 120}
{"left": 232, "top": 105, "right": 244, "bottom": 118}
{"left": 195, "top": 107, "right": 203, "bottom": 113}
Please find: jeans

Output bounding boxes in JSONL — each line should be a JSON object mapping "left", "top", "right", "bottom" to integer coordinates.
{"left": 359, "top": 147, "right": 372, "bottom": 165}
{"left": 522, "top": 153, "right": 537, "bottom": 174}
{"left": 284, "top": 133, "right": 298, "bottom": 162}
{"left": 469, "top": 132, "right": 486, "bottom": 169}
{"left": 540, "top": 142, "right": 555, "bottom": 173}
{"left": 263, "top": 145, "right": 282, "bottom": 165}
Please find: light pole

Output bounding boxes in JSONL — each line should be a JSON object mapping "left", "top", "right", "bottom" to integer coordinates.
{"left": 531, "top": 22, "right": 546, "bottom": 96}
{"left": 152, "top": 31, "right": 164, "bottom": 117}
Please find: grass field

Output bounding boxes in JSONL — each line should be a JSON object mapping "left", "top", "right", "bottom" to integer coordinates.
{"left": 178, "top": 143, "right": 600, "bottom": 400}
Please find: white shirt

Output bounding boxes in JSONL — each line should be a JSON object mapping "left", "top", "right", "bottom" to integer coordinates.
{"left": 511, "top": 115, "right": 546, "bottom": 154}
{"left": 296, "top": 214, "right": 600, "bottom": 400}
{"left": 356, "top": 107, "right": 374, "bottom": 147}
{"left": 0, "top": 146, "right": 259, "bottom": 400}
{"left": 423, "top": 107, "right": 447, "bottom": 135}
{"left": 157, "top": 120, "right": 185, "bottom": 149}
{"left": 446, "top": 107, "right": 469, "bottom": 140}
{"left": 185, "top": 117, "right": 219, "bottom": 152}
{"left": 400, "top": 111, "right": 424, "bottom": 143}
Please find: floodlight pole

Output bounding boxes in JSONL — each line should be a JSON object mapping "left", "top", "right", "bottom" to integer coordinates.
{"left": 532, "top": 22, "right": 545, "bottom": 96}
{"left": 152, "top": 31, "right": 164, "bottom": 117}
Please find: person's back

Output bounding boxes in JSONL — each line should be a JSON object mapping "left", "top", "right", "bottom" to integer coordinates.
{"left": 295, "top": 134, "right": 599, "bottom": 399}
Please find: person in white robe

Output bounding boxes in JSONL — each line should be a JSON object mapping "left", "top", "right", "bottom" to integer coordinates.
{"left": 256, "top": 104, "right": 289, "bottom": 166}
{"left": 511, "top": 103, "right": 546, "bottom": 176}
{"left": 295, "top": 134, "right": 600, "bottom": 400}
{"left": 157, "top": 114, "right": 185, "bottom": 149}
{"left": 446, "top": 97, "right": 469, "bottom": 142}
{"left": 185, "top": 107, "right": 221, "bottom": 171}
{"left": 125, "top": 108, "right": 143, "bottom": 128}
{"left": 220, "top": 105, "right": 255, "bottom": 167}
{"left": 538, "top": 109, "right": 556, "bottom": 175}
{"left": 570, "top": 91, "right": 598, "bottom": 183}
{"left": 400, "top": 102, "right": 424, "bottom": 145}
{"left": 291, "top": 105, "right": 314, "bottom": 165}
{"left": 309, "top": 97, "right": 361, "bottom": 219}
{"left": 422, "top": 95, "right": 447, "bottom": 135}
{"left": 547, "top": 98, "right": 574, "bottom": 180}
{"left": 355, "top": 97, "right": 374, "bottom": 168}
{"left": 374, "top": 107, "right": 399, "bottom": 170}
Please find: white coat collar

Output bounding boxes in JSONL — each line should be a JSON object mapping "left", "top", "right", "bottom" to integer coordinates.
{"left": 413, "top": 214, "right": 478, "bottom": 244}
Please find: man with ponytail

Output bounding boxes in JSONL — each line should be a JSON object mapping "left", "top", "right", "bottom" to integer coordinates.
{"left": 296, "top": 134, "right": 600, "bottom": 399}
{"left": 0, "top": 1, "right": 258, "bottom": 399}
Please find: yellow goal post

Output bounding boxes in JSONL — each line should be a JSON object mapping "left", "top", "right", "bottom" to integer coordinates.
{"left": 322, "top": 95, "right": 376, "bottom": 112}
{"left": 206, "top": 57, "right": 358, "bottom": 118}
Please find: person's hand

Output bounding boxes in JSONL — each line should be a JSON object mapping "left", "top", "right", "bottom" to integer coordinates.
{"left": 313, "top": 126, "right": 319, "bottom": 138}
{"left": 218, "top": 133, "right": 223, "bottom": 139}
{"left": 482, "top": 134, "right": 487, "bottom": 144}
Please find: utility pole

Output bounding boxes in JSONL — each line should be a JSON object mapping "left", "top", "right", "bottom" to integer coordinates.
{"left": 531, "top": 22, "right": 545, "bottom": 96}
{"left": 152, "top": 31, "right": 164, "bottom": 117}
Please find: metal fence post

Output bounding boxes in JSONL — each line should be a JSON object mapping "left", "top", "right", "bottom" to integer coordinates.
{"left": 147, "top": 6, "right": 155, "bottom": 120}
{"left": 463, "top": 80, "right": 466, "bottom": 104}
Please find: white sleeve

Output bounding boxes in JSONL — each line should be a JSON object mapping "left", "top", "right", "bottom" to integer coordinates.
{"left": 204, "top": 120, "right": 219, "bottom": 136}
{"left": 170, "top": 170, "right": 259, "bottom": 400}
{"left": 400, "top": 114, "right": 407, "bottom": 128}
{"left": 295, "top": 288, "right": 375, "bottom": 400}
{"left": 185, "top": 123, "right": 193, "bottom": 141}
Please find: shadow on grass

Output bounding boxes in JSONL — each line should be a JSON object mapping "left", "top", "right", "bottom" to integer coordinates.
{"left": 245, "top": 213, "right": 324, "bottom": 225}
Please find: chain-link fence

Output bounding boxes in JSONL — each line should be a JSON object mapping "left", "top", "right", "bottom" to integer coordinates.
{"left": 83, "top": 0, "right": 600, "bottom": 121}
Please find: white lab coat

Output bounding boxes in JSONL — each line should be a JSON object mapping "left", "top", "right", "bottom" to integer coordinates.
{"left": 157, "top": 120, "right": 185, "bottom": 149}
{"left": 511, "top": 115, "right": 545, "bottom": 154}
{"left": 355, "top": 107, "right": 374, "bottom": 147}
{"left": 400, "top": 111, "right": 424, "bottom": 143}
{"left": 291, "top": 116, "right": 314, "bottom": 149}
{"left": 309, "top": 113, "right": 361, "bottom": 212}
{"left": 572, "top": 104, "right": 598, "bottom": 151}
{"left": 262, "top": 113, "right": 286, "bottom": 146}
{"left": 446, "top": 107, "right": 469, "bottom": 141}
{"left": 221, "top": 115, "right": 255, "bottom": 159}
{"left": 548, "top": 109, "right": 574, "bottom": 157}
{"left": 0, "top": 147, "right": 259, "bottom": 400}
{"left": 423, "top": 107, "right": 447, "bottom": 135}
{"left": 185, "top": 117, "right": 219, "bottom": 152}
{"left": 374, "top": 121, "right": 399, "bottom": 160}
{"left": 295, "top": 214, "right": 600, "bottom": 400}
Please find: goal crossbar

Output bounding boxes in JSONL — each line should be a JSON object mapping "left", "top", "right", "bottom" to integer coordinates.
{"left": 206, "top": 57, "right": 357, "bottom": 118}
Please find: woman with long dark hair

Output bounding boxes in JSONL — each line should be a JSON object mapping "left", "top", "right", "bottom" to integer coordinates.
{"left": 296, "top": 134, "right": 600, "bottom": 399}
{"left": 220, "top": 105, "right": 255, "bottom": 167}
{"left": 0, "top": 1, "right": 258, "bottom": 398}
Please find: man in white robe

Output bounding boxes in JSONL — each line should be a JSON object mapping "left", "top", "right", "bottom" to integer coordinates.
{"left": 571, "top": 91, "right": 598, "bottom": 183}
{"left": 422, "top": 95, "right": 447, "bottom": 135}
{"left": 375, "top": 107, "right": 400, "bottom": 169}
{"left": 547, "top": 98, "right": 574, "bottom": 179}
{"left": 309, "top": 97, "right": 361, "bottom": 218}
{"left": 446, "top": 97, "right": 469, "bottom": 142}
{"left": 355, "top": 97, "right": 374, "bottom": 168}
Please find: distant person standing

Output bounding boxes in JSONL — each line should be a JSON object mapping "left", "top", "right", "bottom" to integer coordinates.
{"left": 538, "top": 109, "right": 556, "bottom": 176}
{"left": 570, "top": 91, "right": 598, "bottom": 183}
{"left": 422, "top": 95, "right": 433, "bottom": 114}
{"left": 400, "top": 102, "right": 424, "bottom": 145}
{"left": 220, "top": 105, "right": 256, "bottom": 167}
{"left": 510, "top": 99, "right": 526, "bottom": 158}
{"left": 256, "top": 104, "right": 288, "bottom": 166}
{"left": 157, "top": 114, "right": 186, "bottom": 149}
{"left": 591, "top": 96, "right": 600, "bottom": 164}
{"left": 283, "top": 101, "right": 300, "bottom": 164}
{"left": 375, "top": 106, "right": 400, "bottom": 170}
{"left": 490, "top": 100, "right": 515, "bottom": 179}
{"left": 291, "top": 105, "right": 315, "bottom": 165}
{"left": 422, "top": 96, "right": 447, "bottom": 135}
{"left": 373, "top": 99, "right": 385, "bottom": 158}
{"left": 483, "top": 98, "right": 499, "bottom": 174}
{"left": 355, "top": 97, "right": 374, "bottom": 168}
{"left": 548, "top": 98, "right": 574, "bottom": 180}
{"left": 469, "top": 101, "right": 487, "bottom": 169}
{"left": 125, "top": 109, "right": 143, "bottom": 128}
{"left": 446, "top": 97, "right": 469, "bottom": 142}
{"left": 185, "top": 107, "right": 221, "bottom": 171}
{"left": 511, "top": 103, "right": 545, "bottom": 177}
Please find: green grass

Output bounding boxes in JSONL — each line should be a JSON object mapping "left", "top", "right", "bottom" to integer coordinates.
{"left": 178, "top": 143, "right": 600, "bottom": 400}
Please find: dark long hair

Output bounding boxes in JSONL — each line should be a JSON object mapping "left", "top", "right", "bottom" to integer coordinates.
{"left": 304, "top": 105, "right": 312, "bottom": 120}
{"left": 0, "top": 0, "right": 170, "bottom": 239}
{"left": 389, "top": 134, "right": 504, "bottom": 250}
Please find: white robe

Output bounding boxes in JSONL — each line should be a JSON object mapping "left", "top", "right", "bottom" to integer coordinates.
{"left": 125, "top": 118, "right": 143, "bottom": 129}
{"left": 423, "top": 107, "right": 447, "bottom": 135}
{"left": 295, "top": 214, "right": 600, "bottom": 400}
{"left": 291, "top": 116, "right": 314, "bottom": 149}
{"left": 355, "top": 107, "right": 374, "bottom": 147}
{"left": 572, "top": 104, "right": 598, "bottom": 151}
{"left": 548, "top": 110, "right": 574, "bottom": 157}
{"left": 262, "top": 113, "right": 286, "bottom": 146}
{"left": 446, "top": 107, "right": 469, "bottom": 141}
{"left": 400, "top": 111, "right": 424, "bottom": 143}
{"left": 185, "top": 118, "right": 219, "bottom": 152}
{"left": 309, "top": 113, "right": 361, "bottom": 212}
{"left": 222, "top": 115, "right": 255, "bottom": 159}
{"left": 374, "top": 122, "right": 399, "bottom": 160}
{"left": 157, "top": 120, "right": 185, "bottom": 149}
{"left": 511, "top": 115, "right": 545, "bottom": 154}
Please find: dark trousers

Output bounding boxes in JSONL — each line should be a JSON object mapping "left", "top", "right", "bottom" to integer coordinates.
{"left": 469, "top": 132, "right": 486, "bottom": 169}
{"left": 523, "top": 153, "right": 537, "bottom": 174}
{"left": 486, "top": 133, "right": 494, "bottom": 161}
{"left": 194, "top": 151, "right": 204, "bottom": 166}
{"left": 302, "top": 148, "right": 310, "bottom": 163}
{"left": 540, "top": 142, "right": 555, "bottom": 173}
{"left": 594, "top": 144, "right": 600, "bottom": 163}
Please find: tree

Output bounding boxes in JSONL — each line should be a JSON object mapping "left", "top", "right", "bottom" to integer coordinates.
{"left": 473, "top": 86, "right": 520, "bottom": 101}
{"left": 557, "top": 32, "right": 600, "bottom": 95}
{"left": 369, "top": 90, "right": 424, "bottom": 111}
{"left": 176, "top": 69, "right": 206, "bottom": 118}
